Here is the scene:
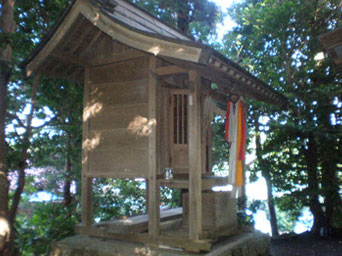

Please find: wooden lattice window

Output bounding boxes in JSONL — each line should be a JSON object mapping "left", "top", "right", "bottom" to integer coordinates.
{"left": 171, "top": 92, "right": 188, "bottom": 145}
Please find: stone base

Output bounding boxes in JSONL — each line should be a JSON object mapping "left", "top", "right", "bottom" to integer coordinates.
{"left": 183, "top": 191, "right": 237, "bottom": 231}
{"left": 50, "top": 231, "right": 270, "bottom": 256}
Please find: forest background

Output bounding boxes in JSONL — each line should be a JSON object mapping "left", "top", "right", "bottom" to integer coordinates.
{"left": 0, "top": 0, "right": 341, "bottom": 255}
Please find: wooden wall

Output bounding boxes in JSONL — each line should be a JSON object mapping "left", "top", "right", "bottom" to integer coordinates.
{"left": 83, "top": 56, "right": 150, "bottom": 178}
{"left": 82, "top": 53, "right": 214, "bottom": 179}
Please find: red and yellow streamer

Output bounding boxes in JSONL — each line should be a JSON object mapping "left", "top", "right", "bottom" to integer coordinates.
{"left": 225, "top": 100, "right": 246, "bottom": 186}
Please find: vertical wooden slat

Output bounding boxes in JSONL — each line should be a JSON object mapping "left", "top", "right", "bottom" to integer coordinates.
{"left": 179, "top": 94, "right": 182, "bottom": 144}
{"left": 188, "top": 70, "right": 202, "bottom": 240}
{"left": 208, "top": 124, "right": 213, "bottom": 172}
{"left": 156, "top": 72, "right": 162, "bottom": 175}
{"left": 82, "top": 67, "right": 93, "bottom": 227}
{"left": 148, "top": 56, "right": 160, "bottom": 238}
{"left": 161, "top": 88, "right": 169, "bottom": 168}
{"left": 181, "top": 94, "right": 185, "bottom": 144}
{"left": 184, "top": 94, "right": 188, "bottom": 144}
{"left": 169, "top": 92, "right": 174, "bottom": 166}
{"left": 176, "top": 94, "right": 180, "bottom": 144}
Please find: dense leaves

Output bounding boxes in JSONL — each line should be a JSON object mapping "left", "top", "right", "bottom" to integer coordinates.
{"left": 223, "top": 0, "right": 342, "bottom": 234}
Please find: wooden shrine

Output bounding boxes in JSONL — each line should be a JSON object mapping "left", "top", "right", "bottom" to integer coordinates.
{"left": 23, "top": 0, "right": 287, "bottom": 252}
{"left": 319, "top": 27, "right": 342, "bottom": 67}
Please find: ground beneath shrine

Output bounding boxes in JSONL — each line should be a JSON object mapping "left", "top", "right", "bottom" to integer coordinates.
{"left": 270, "top": 232, "right": 342, "bottom": 256}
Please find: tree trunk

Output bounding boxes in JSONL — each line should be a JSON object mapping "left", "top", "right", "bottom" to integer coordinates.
{"left": 0, "top": 64, "right": 10, "bottom": 255}
{"left": 0, "top": 0, "right": 16, "bottom": 254}
{"left": 303, "top": 134, "right": 325, "bottom": 235}
{"left": 64, "top": 148, "right": 72, "bottom": 207}
{"left": 263, "top": 169, "right": 279, "bottom": 237}
{"left": 255, "top": 123, "right": 279, "bottom": 237}
{"left": 175, "top": 3, "right": 191, "bottom": 34}
{"left": 319, "top": 112, "right": 341, "bottom": 235}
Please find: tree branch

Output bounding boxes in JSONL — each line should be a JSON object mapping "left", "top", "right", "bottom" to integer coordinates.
{"left": 9, "top": 74, "right": 40, "bottom": 225}
{"left": 7, "top": 113, "right": 26, "bottom": 128}
{"left": 281, "top": 32, "right": 303, "bottom": 90}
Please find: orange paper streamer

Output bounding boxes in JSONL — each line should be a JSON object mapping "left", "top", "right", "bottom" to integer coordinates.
{"left": 236, "top": 102, "right": 243, "bottom": 186}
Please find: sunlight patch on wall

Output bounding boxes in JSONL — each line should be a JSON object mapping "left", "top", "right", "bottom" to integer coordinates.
{"left": 83, "top": 102, "right": 103, "bottom": 121}
{"left": 127, "top": 115, "right": 156, "bottom": 137}
{"left": 83, "top": 131, "right": 101, "bottom": 151}
{"left": 148, "top": 45, "right": 161, "bottom": 56}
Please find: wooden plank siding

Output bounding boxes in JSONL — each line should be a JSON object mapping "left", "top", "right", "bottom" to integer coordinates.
{"left": 89, "top": 57, "right": 149, "bottom": 84}
{"left": 85, "top": 57, "right": 150, "bottom": 178}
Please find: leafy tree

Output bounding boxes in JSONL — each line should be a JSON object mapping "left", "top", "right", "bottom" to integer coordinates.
{"left": 131, "top": 0, "right": 223, "bottom": 42}
{"left": 16, "top": 202, "right": 78, "bottom": 256}
{"left": 0, "top": 0, "right": 17, "bottom": 253}
{"left": 224, "top": 0, "right": 342, "bottom": 235}
{"left": 1, "top": 0, "right": 71, "bottom": 254}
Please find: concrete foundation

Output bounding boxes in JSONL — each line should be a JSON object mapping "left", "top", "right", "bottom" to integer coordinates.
{"left": 50, "top": 231, "right": 270, "bottom": 256}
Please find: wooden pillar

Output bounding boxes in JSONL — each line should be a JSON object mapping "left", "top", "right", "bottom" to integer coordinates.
{"left": 81, "top": 67, "right": 93, "bottom": 227}
{"left": 81, "top": 176, "right": 93, "bottom": 227}
{"left": 148, "top": 56, "right": 160, "bottom": 238}
{"left": 188, "top": 70, "right": 202, "bottom": 240}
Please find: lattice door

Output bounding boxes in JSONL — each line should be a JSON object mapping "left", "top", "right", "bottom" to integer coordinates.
{"left": 169, "top": 89, "right": 189, "bottom": 172}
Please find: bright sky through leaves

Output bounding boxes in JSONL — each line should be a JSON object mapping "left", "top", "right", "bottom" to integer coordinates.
{"left": 210, "top": 0, "right": 239, "bottom": 41}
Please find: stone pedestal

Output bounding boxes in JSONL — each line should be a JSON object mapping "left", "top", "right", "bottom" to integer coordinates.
{"left": 183, "top": 191, "right": 237, "bottom": 230}
{"left": 50, "top": 232, "right": 270, "bottom": 256}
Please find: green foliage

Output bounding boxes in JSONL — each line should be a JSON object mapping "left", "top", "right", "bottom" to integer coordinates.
{"left": 16, "top": 202, "right": 78, "bottom": 256}
{"left": 160, "top": 187, "right": 181, "bottom": 208}
{"left": 275, "top": 207, "right": 298, "bottom": 233}
{"left": 211, "top": 116, "right": 229, "bottom": 174}
{"left": 93, "top": 179, "right": 182, "bottom": 222}
{"left": 93, "top": 179, "right": 146, "bottom": 221}
{"left": 224, "top": 0, "right": 342, "bottom": 232}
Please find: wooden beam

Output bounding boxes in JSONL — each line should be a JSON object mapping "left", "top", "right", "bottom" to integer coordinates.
{"left": 163, "top": 57, "right": 283, "bottom": 106}
{"left": 148, "top": 56, "right": 160, "bottom": 238}
{"left": 80, "top": 29, "right": 102, "bottom": 55}
{"left": 85, "top": 172, "right": 147, "bottom": 179}
{"left": 51, "top": 52, "right": 87, "bottom": 66}
{"left": 55, "top": 15, "right": 86, "bottom": 55}
{"left": 154, "top": 65, "right": 187, "bottom": 76}
{"left": 158, "top": 176, "right": 229, "bottom": 190}
{"left": 68, "top": 26, "right": 93, "bottom": 54}
{"left": 188, "top": 70, "right": 202, "bottom": 240}
{"left": 81, "top": 67, "right": 92, "bottom": 227}
{"left": 90, "top": 49, "right": 146, "bottom": 67}
{"left": 25, "top": 1, "right": 84, "bottom": 77}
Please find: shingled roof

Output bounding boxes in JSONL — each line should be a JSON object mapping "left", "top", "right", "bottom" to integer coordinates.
{"left": 22, "top": 0, "right": 287, "bottom": 106}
